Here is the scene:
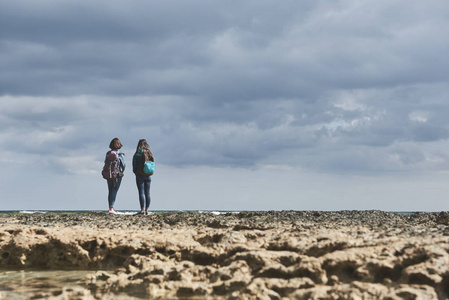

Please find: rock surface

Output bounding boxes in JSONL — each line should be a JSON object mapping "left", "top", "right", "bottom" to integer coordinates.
{"left": 1, "top": 210, "right": 449, "bottom": 299}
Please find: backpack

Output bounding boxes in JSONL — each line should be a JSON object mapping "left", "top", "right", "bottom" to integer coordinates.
{"left": 102, "top": 150, "right": 119, "bottom": 180}
{"left": 143, "top": 161, "right": 155, "bottom": 175}
{"left": 140, "top": 151, "right": 155, "bottom": 176}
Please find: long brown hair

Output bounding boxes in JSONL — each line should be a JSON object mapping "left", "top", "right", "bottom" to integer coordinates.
{"left": 135, "top": 139, "right": 153, "bottom": 159}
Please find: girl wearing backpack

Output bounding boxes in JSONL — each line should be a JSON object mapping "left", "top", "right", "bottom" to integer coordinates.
{"left": 132, "top": 139, "right": 154, "bottom": 215}
{"left": 105, "top": 138, "right": 126, "bottom": 215}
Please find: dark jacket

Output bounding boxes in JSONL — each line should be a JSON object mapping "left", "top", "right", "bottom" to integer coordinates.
{"left": 132, "top": 150, "right": 154, "bottom": 175}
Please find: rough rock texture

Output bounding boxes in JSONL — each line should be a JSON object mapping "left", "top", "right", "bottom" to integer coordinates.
{"left": 1, "top": 211, "right": 449, "bottom": 299}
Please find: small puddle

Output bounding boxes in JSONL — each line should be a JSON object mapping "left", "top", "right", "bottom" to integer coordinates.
{"left": 0, "top": 270, "right": 93, "bottom": 299}
{"left": 0, "top": 269, "right": 145, "bottom": 299}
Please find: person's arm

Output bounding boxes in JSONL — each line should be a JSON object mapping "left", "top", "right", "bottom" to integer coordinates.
{"left": 119, "top": 153, "right": 126, "bottom": 173}
{"left": 132, "top": 154, "right": 138, "bottom": 174}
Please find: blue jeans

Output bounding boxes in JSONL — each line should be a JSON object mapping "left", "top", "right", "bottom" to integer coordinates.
{"left": 136, "top": 174, "right": 151, "bottom": 210}
{"left": 107, "top": 177, "right": 122, "bottom": 208}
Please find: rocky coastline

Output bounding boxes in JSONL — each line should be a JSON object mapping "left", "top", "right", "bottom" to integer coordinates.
{"left": 1, "top": 210, "right": 449, "bottom": 299}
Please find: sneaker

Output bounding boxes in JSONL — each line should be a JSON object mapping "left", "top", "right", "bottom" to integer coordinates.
{"left": 108, "top": 210, "right": 117, "bottom": 215}
{"left": 135, "top": 211, "right": 145, "bottom": 215}
{"left": 144, "top": 211, "right": 148, "bottom": 215}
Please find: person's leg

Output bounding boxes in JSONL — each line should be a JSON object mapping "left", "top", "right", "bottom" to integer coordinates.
{"left": 116, "top": 176, "right": 122, "bottom": 191}
{"left": 113, "top": 177, "right": 122, "bottom": 210}
{"left": 136, "top": 175, "right": 145, "bottom": 211}
{"left": 144, "top": 177, "right": 151, "bottom": 211}
{"left": 108, "top": 177, "right": 122, "bottom": 210}
{"left": 107, "top": 180, "right": 115, "bottom": 209}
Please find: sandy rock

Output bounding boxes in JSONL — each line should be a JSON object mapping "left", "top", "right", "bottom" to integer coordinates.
{"left": 436, "top": 211, "right": 449, "bottom": 225}
{"left": 211, "top": 260, "right": 251, "bottom": 283}
{"left": 386, "top": 284, "right": 440, "bottom": 300}
{"left": 1, "top": 211, "right": 449, "bottom": 299}
{"left": 229, "top": 250, "right": 301, "bottom": 273}
{"left": 20, "top": 286, "right": 97, "bottom": 300}
{"left": 263, "top": 278, "right": 315, "bottom": 297}
{"left": 292, "top": 282, "right": 439, "bottom": 300}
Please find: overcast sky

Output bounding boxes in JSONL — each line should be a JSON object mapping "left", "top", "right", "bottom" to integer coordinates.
{"left": 1, "top": 0, "right": 449, "bottom": 211}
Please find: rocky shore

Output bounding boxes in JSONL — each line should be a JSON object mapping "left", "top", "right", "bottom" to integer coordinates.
{"left": 1, "top": 210, "right": 449, "bottom": 299}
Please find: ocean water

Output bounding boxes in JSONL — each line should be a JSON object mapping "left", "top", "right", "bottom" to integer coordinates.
{"left": 0, "top": 210, "right": 242, "bottom": 215}
{"left": 0, "top": 210, "right": 420, "bottom": 215}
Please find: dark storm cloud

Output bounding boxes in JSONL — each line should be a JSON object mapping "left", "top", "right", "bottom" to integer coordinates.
{"left": 0, "top": 0, "right": 226, "bottom": 95}
{"left": 1, "top": 0, "right": 449, "bottom": 175}
{"left": 3, "top": 0, "right": 446, "bottom": 99}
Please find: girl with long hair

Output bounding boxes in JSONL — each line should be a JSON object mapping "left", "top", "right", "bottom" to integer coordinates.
{"left": 132, "top": 139, "right": 154, "bottom": 215}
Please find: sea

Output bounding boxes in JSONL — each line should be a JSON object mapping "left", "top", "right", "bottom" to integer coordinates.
{"left": 0, "top": 210, "right": 418, "bottom": 215}
{"left": 0, "top": 210, "right": 240, "bottom": 215}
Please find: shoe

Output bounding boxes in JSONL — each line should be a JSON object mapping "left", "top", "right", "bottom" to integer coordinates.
{"left": 135, "top": 211, "right": 145, "bottom": 215}
{"left": 108, "top": 210, "right": 117, "bottom": 215}
{"left": 144, "top": 211, "right": 148, "bottom": 215}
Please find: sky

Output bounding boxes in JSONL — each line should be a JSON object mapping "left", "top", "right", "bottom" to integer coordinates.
{"left": 1, "top": 0, "right": 449, "bottom": 211}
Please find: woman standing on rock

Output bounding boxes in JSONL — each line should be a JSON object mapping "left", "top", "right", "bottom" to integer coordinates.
{"left": 133, "top": 139, "right": 155, "bottom": 215}
{"left": 103, "top": 138, "right": 126, "bottom": 215}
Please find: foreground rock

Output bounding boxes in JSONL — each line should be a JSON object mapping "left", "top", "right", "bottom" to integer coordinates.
{"left": 1, "top": 211, "right": 449, "bottom": 299}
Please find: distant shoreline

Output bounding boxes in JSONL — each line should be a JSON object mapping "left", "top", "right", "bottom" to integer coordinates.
{"left": 0, "top": 209, "right": 443, "bottom": 215}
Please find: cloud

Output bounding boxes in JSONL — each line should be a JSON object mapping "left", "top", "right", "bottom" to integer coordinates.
{"left": 2, "top": 0, "right": 448, "bottom": 98}
{"left": 0, "top": 0, "right": 448, "bottom": 210}
{"left": 2, "top": 86, "right": 449, "bottom": 177}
